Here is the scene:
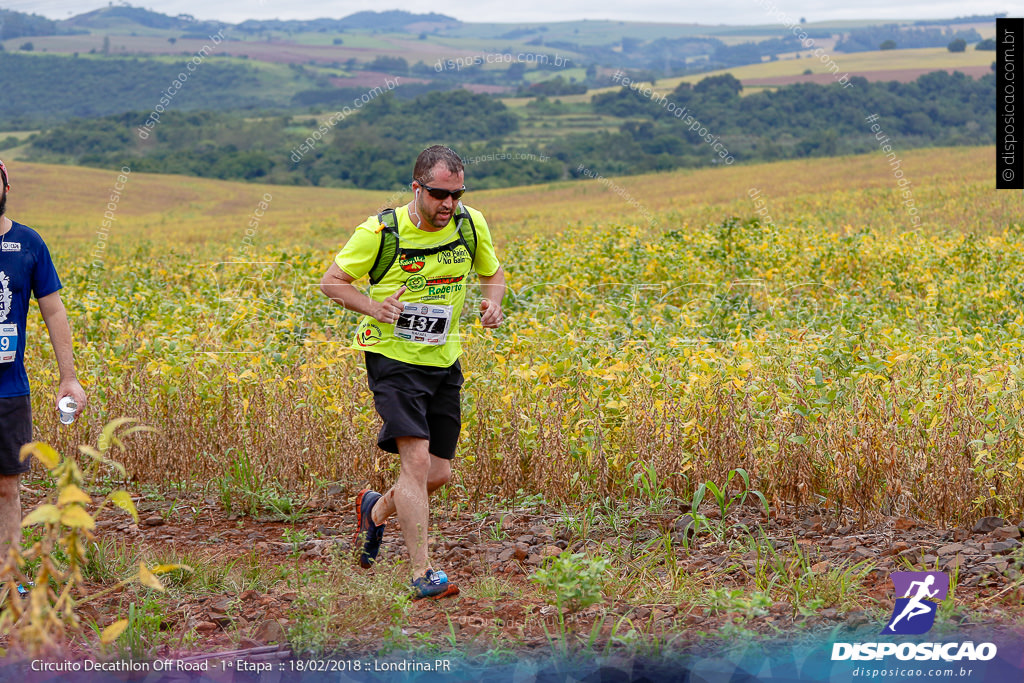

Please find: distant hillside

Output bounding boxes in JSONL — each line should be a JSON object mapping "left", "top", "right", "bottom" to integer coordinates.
{"left": 60, "top": 6, "right": 225, "bottom": 34}
{"left": 59, "top": 7, "right": 458, "bottom": 35}
{"left": 235, "top": 11, "right": 459, "bottom": 34}
{"left": 0, "top": 8, "right": 61, "bottom": 40}
{"left": 0, "top": 53, "right": 276, "bottom": 126}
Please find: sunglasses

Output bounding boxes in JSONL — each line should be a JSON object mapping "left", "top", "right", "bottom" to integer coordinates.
{"left": 417, "top": 181, "right": 466, "bottom": 202}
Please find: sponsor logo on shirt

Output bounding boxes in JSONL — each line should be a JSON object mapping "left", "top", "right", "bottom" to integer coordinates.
{"left": 1, "top": 242, "right": 21, "bottom": 252}
{"left": 399, "top": 255, "right": 425, "bottom": 273}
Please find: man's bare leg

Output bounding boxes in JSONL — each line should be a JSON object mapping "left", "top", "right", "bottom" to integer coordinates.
{"left": 0, "top": 475, "right": 22, "bottom": 562}
{"left": 371, "top": 452, "right": 450, "bottom": 526}
{"left": 373, "top": 437, "right": 439, "bottom": 579}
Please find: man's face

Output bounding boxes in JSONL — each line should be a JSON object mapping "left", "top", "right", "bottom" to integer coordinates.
{"left": 414, "top": 163, "right": 465, "bottom": 230}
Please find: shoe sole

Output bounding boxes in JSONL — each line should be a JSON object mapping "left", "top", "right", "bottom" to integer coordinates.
{"left": 354, "top": 488, "right": 370, "bottom": 546}
{"left": 354, "top": 488, "right": 377, "bottom": 569}
{"left": 412, "top": 583, "right": 460, "bottom": 601}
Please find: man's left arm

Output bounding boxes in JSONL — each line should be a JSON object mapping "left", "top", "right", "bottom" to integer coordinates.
{"left": 478, "top": 266, "right": 505, "bottom": 328}
{"left": 37, "top": 292, "right": 87, "bottom": 417}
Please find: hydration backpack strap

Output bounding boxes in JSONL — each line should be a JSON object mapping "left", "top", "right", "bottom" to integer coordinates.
{"left": 454, "top": 203, "right": 477, "bottom": 267}
{"left": 369, "top": 209, "right": 399, "bottom": 285}
{"left": 369, "top": 205, "right": 477, "bottom": 283}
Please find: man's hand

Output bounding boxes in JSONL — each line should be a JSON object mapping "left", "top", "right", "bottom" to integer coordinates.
{"left": 480, "top": 298, "right": 503, "bottom": 328}
{"left": 57, "top": 378, "right": 87, "bottom": 418}
{"left": 478, "top": 267, "right": 506, "bottom": 329}
{"left": 374, "top": 286, "right": 407, "bottom": 324}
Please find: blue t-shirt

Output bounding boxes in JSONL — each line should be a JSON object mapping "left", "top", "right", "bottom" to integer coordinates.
{"left": 0, "top": 221, "right": 62, "bottom": 398}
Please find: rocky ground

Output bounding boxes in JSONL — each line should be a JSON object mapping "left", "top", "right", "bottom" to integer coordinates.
{"left": 12, "top": 482, "right": 1024, "bottom": 663}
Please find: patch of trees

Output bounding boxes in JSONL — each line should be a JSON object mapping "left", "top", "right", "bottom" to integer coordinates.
{"left": 24, "top": 91, "right": 522, "bottom": 188}
{"left": 519, "top": 76, "right": 587, "bottom": 96}
{"left": 0, "top": 54, "right": 278, "bottom": 128}
{"left": 23, "top": 72, "right": 994, "bottom": 191}
{"left": 0, "top": 8, "right": 60, "bottom": 40}
{"left": 583, "top": 70, "right": 992, "bottom": 171}
{"left": 835, "top": 25, "right": 982, "bottom": 52}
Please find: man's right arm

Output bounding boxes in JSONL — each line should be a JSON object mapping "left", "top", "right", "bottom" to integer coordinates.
{"left": 320, "top": 263, "right": 405, "bottom": 325}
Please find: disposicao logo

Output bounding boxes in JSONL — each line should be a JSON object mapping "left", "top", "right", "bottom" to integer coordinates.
{"left": 884, "top": 571, "right": 947, "bottom": 635}
{"left": 831, "top": 571, "right": 997, "bottom": 662}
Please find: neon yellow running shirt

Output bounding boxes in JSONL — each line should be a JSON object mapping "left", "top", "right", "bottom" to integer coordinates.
{"left": 334, "top": 204, "right": 500, "bottom": 368}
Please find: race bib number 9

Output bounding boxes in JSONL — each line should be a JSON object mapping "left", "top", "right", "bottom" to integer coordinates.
{"left": 394, "top": 303, "right": 452, "bottom": 345}
{"left": 0, "top": 324, "right": 17, "bottom": 363}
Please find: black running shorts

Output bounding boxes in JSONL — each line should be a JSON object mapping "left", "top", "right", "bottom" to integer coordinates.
{"left": 0, "top": 394, "right": 33, "bottom": 476}
{"left": 364, "top": 352, "right": 463, "bottom": 460}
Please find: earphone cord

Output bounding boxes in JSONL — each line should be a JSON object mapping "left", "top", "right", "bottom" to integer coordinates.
{"left": 412, "top": 189, "right": 422, "bottom": 228}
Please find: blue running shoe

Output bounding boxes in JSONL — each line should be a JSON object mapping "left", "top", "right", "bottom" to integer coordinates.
{"left": 411, "top": 569, "right": 459, "bottom": 601}
{"left": 354, "top": 489, "right": 385, "bottom": 569}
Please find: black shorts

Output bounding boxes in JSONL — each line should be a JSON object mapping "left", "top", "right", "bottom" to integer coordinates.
{"left": 364, "top": 352, "right": 463, "bottom": 460}
{"left": 0, "top": 394, "right": 33, "bottom": 476}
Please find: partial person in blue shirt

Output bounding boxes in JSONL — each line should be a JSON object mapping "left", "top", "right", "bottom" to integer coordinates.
{"left": 0, "top": 158, "right": 87, "bottom": 560}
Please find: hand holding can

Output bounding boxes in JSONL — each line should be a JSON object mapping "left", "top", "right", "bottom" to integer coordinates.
{"left": 58, "top": 396, "right": 77, "bottom": 425}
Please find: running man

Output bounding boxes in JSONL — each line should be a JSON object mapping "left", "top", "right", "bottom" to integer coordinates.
{"left": 320, "top": 145, "right": 504, "bottom": 599}
{"left": 886, "top": 574, "right": 939, "bottom": 632}
{"left": 1, "top": 158, "right": 87, "bottom": 562}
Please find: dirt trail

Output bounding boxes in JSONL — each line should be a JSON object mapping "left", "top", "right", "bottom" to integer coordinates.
{"left": 18, "top": 483, "right": 1024, "bottom": 659}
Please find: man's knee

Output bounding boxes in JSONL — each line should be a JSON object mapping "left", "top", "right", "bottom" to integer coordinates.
{"left": 0, "top": 475, "right": 20, "bottom": 501}
{"left": 397, "top": 442, "right": 432, "bottom": 478}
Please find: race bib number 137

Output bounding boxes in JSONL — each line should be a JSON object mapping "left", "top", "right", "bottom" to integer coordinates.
{"left": 394, "top": 303, "right": 452, "bottom": 345}
{"left": 0, "top": 324, "right": 17, "bottom": 363}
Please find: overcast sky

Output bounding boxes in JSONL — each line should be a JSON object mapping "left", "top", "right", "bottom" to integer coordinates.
{"left": 7, "top": 0, "right": 1014, "bottom": 25}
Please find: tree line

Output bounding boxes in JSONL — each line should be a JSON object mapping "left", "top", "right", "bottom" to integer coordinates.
{"left": 22, "top": 71, "right": 995, "bottom": 190}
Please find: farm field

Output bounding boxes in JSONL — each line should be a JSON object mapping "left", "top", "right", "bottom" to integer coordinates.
{"left": 4, "top": 147, "right": 1024, "bottom": 665}
{"left": 568, "top": 46, "right": 996, "bottom": 104}
{"left": 2, "top": 31, "right": 582, "bottom": 69}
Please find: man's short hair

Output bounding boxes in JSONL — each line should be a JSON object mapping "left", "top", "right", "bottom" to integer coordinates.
{"left": 413, "top": 146, "right": 463, "bottom": 184}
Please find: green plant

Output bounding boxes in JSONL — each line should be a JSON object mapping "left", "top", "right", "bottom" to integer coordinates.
{"left": 531, "top": 551, "right": 610, "bottom": 654}
{"left": 216, "top": 448, "right": 307, "bottom": 520}
{"left": 746, "top": 540, "right": 874, "bottom": 618}
{"left": 462, "top": 575, "right": 521, "bottom": 602}
{"left": 557, "top": 500, "right": 600, "bottom": 542}
{"left": 532, "top": 551, "right": 609, "bottom": 614}
{"left": 82, "top": 538, "right": 141, "bottom": 585}
{"left": 285, "top": 561, "right": 413, "bottom": 656}
{"left": 116, "top": 598, "right": 167, "bottom": 659}
{"left": 702, "top": 587, "right": 772, "bottom": 617}
{"left": 625, "top": 461, "right": 676, "bottom": 514}
{"left": 282, "top": 528, "right": 309, "bottom": 558}
{"left": 0, "top": 421, "right": 190, "bottom": 657}
{"left": 693, "top": 468, "right": 769, "bottom": 520}
{"left": 487, "top": 515, "right": 509, "bottom": 542}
